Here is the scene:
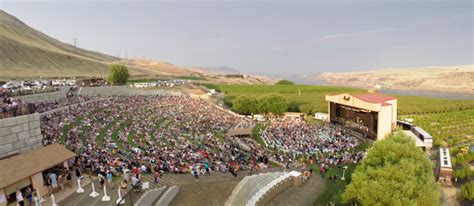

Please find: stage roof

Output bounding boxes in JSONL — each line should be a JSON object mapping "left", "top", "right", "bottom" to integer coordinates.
{"left": 354, "top": 93, "right": 396, "bottom": 104}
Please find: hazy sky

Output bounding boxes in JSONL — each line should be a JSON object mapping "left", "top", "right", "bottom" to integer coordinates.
{"left": 0, "top": 0, "right": 472, "bottom": 75}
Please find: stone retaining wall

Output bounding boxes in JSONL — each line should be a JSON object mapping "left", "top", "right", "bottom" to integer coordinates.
{"left": 13, "top": 87, "right": 70, "bottom": 103}
{"left": 77, "top": 86, "right": 183, "bottom": 97}
{"left": 0, "top": 113, "right": 43, "bottom": 158}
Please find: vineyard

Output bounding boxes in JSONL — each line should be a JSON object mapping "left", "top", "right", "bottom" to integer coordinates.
{"left": 400, "top": 110, "right": 474, "bottom": 147}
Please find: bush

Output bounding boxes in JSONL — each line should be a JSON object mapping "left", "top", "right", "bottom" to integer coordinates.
{"left": 232, "top": 96, "right": 258, "bottom": 115}
{"left": 107, "top": 64, "right": 129, "bottom": 85}
{"left": 287, "top": 101, "right": 300, "bottom": 112}
{"left": 461, "top": 181, "right": 474, "bottom": 201}
{"left": 275, "top": 79, "right": 295, "bottom": 85}
{"left": 258, "top": 94, "right": 287, "bottom": 115}
{"left": 342, "top": 132, "right": 440, "bottom": 205}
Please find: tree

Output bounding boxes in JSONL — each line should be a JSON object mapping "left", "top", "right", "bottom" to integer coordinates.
{"left": 275, "top": 79, "right": 295, "bottom": 85}
{"left": 107, "top": 64, "right": 130, "bottom": 85}
{"left": 342, "top": 132, "right": 440, "bottom": 206}
{"left": 258, "top": 94, "right": 287, "bottom": 115}
{"left": 461, "top": 180, "right": 474, "bottom": 201}
{"left": 287, "top": 101, "right": 300, "bottom": 112}
{"left": 232, "top": 96, "right": 258, "bottom": 115}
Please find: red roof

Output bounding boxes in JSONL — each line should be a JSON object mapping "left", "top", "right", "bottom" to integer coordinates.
{"left": 354, "top": 93, "right": 396, "bottom": 105}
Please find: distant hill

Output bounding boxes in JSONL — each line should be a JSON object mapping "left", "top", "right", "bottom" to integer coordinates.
{"left": 0, "top": 10, "right": 274, "bottom": 84}
{"left": 186, "top": 66, "right": 241, "bottom": 75}
{"left": 313, "top": 65, "right": 474, "bottom": 94}
{"left": 0, "top": 10, "right": 120, "bottom": 78}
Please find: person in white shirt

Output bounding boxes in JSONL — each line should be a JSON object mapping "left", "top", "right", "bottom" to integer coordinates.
{"left": 16, "top": 189, "right": 24, "bottom": 206}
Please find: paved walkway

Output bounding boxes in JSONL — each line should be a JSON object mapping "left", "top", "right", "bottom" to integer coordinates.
{"left": 267, "top": 174, "right": 326, "bottom": 206}
{"left": 59, "top": 170, "right": 259, "bottom": 206}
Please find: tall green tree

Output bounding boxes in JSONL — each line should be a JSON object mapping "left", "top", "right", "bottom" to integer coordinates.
{"left": 232, "top": 96, "right": 258, "bottom": 115}
{"left": 275, "top": 79, "right": 295, "bottom": 85}
{"left": 258, "top": 93, "right": 287, "bottom": 115}
{"left": 107, "top": 64, "right": 130, "bottom": 85}
{"left": 342, "top": 132, "right": 440, "bottom": 206}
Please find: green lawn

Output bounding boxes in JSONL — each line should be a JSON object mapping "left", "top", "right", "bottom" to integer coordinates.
{"left": 314, "top": 164, "right": 357, "bottom": 205}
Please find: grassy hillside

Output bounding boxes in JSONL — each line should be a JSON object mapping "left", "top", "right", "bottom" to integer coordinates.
{"left": 0, "top": 10, "right": 199, "bottom": 79}
{"left": 0, "top": 10, "right": 120, "bottom": 78}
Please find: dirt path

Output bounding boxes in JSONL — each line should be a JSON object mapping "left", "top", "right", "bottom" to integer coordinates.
{"left": 267, "top": 174, "right": 326, "bottom": 206}
{"left": 170, "top": 180, "right": 240, "bottom": 206}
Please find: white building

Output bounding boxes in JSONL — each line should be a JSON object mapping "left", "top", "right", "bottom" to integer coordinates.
{"left": 314, "top": 112, "right": 329, "bottom": 122}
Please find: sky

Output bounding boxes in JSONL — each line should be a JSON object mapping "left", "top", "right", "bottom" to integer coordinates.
{"left": 0, "top": 0, "right": 472, "bottom": 75}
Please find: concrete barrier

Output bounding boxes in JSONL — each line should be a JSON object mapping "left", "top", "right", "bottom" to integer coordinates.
{"left": 134, "top": 186, "right": 166, "bottom": 206}
{"left": 77, "top": 86, "right": 183, "bottom": 97}
{"left": 226, "top": 171, "right": 302, "bottom": 206}
{"left": 12, "top": 87, "right": 70, "bottom": 103}
{"left": 0, "top": 113, "right": 43, "bottom": 158}
{"left": 155, "top": 186, "right": 179, "bottom": 206}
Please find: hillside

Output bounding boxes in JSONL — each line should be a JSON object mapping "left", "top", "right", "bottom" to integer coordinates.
{"left": 314, "top": 65, "right": 474, "bottom": 94}
{"left": 0, "top": 10, "right": 275, "bottom": 84}
{"left": 0, "top": 9, "right": 121, "bottom": 78}
{"left": 186, "top": 66, "right": 241, "bottom": 75}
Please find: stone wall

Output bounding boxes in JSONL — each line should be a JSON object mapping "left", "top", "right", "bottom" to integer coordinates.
{"left": 0, "top": 113, "right": 43, "bottom": 158}
{"left": 77, "top": 86, "right": 183, "bottom": 97}
{"left": 13, "top": 87, "right": 70, "bottom": 103}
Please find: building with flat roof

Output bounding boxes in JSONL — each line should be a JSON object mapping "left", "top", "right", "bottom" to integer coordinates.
{"left": 326, "top": 93, "right": 397, "bottom": 140}
{"left": 0, "top": 144, "right": 75, "bottom": 206}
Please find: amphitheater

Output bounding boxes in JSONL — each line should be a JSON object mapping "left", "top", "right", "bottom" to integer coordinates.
{"left": 1, "top": 86, "right": 324, "bottom": 206}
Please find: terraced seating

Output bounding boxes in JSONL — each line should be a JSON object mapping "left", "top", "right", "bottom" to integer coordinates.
{"left": 155, "top": 186, "right": 179, "bottom": 206}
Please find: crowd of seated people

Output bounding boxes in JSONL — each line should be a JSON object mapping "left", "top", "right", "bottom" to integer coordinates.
{"left": 41, "top": 96, "right": 275, "bottom": 183}
{"left": 260, "top": 120, "right": 366, "bottom": 167}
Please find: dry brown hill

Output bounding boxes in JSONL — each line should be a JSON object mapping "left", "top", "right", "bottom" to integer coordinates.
{"left": 314, "top": 65, "right": 474, "bottom": 94}
{"left": 0, "top": 10, "right": 274, "bottom": 84}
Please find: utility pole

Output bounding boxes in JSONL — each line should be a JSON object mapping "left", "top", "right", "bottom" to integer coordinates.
{"left": 73, "top": 37, "right": 77, "bottom": 47}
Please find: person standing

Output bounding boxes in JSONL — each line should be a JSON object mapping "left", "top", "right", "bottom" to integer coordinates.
{"left": 16, "top": 189, "right": 24, "bottom": 206}
{"left": 106, "top": 170, "right": 115, "bottom": 189}
{"left": 75, "top": 166, "right": 82, "bottom": 179}
{"left": 154, "top": 170, "right": 161, "bottom": 185}
{"left": 120, "top": 179, "right": 128, "bottom": 198}
{"left": 98, "top": 172, "right": 105, "bottom": 189}
{"left": 49, "top": 172, "right": 58, "bottom": 194}
{"left": 24, "top": 186, "right": 32, "bottom": 205}
{"left": 33, "top": 191, "right": 41, "bottom": 206}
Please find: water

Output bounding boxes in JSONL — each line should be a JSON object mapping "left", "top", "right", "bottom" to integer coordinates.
{"left": 287, "top": 77, "right": 474, "bottom": 100}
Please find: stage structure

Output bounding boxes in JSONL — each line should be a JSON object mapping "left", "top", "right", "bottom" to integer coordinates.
{"left": 325, "top": 93, "right": 397, "bottom": 140}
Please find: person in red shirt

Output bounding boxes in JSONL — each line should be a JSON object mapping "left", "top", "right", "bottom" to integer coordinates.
{"left": 133, "top": 167, "right": 139, "bottom": 176}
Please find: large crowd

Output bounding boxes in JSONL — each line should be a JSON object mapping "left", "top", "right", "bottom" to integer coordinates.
{"left": 261, "top": 120, "right": 365, "bottom": 167}
{"left": 19, "top": 92, "right": 366, "bottom": 199}
{"left": 41, "top": 96, "right": 276, "bottom": 185}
